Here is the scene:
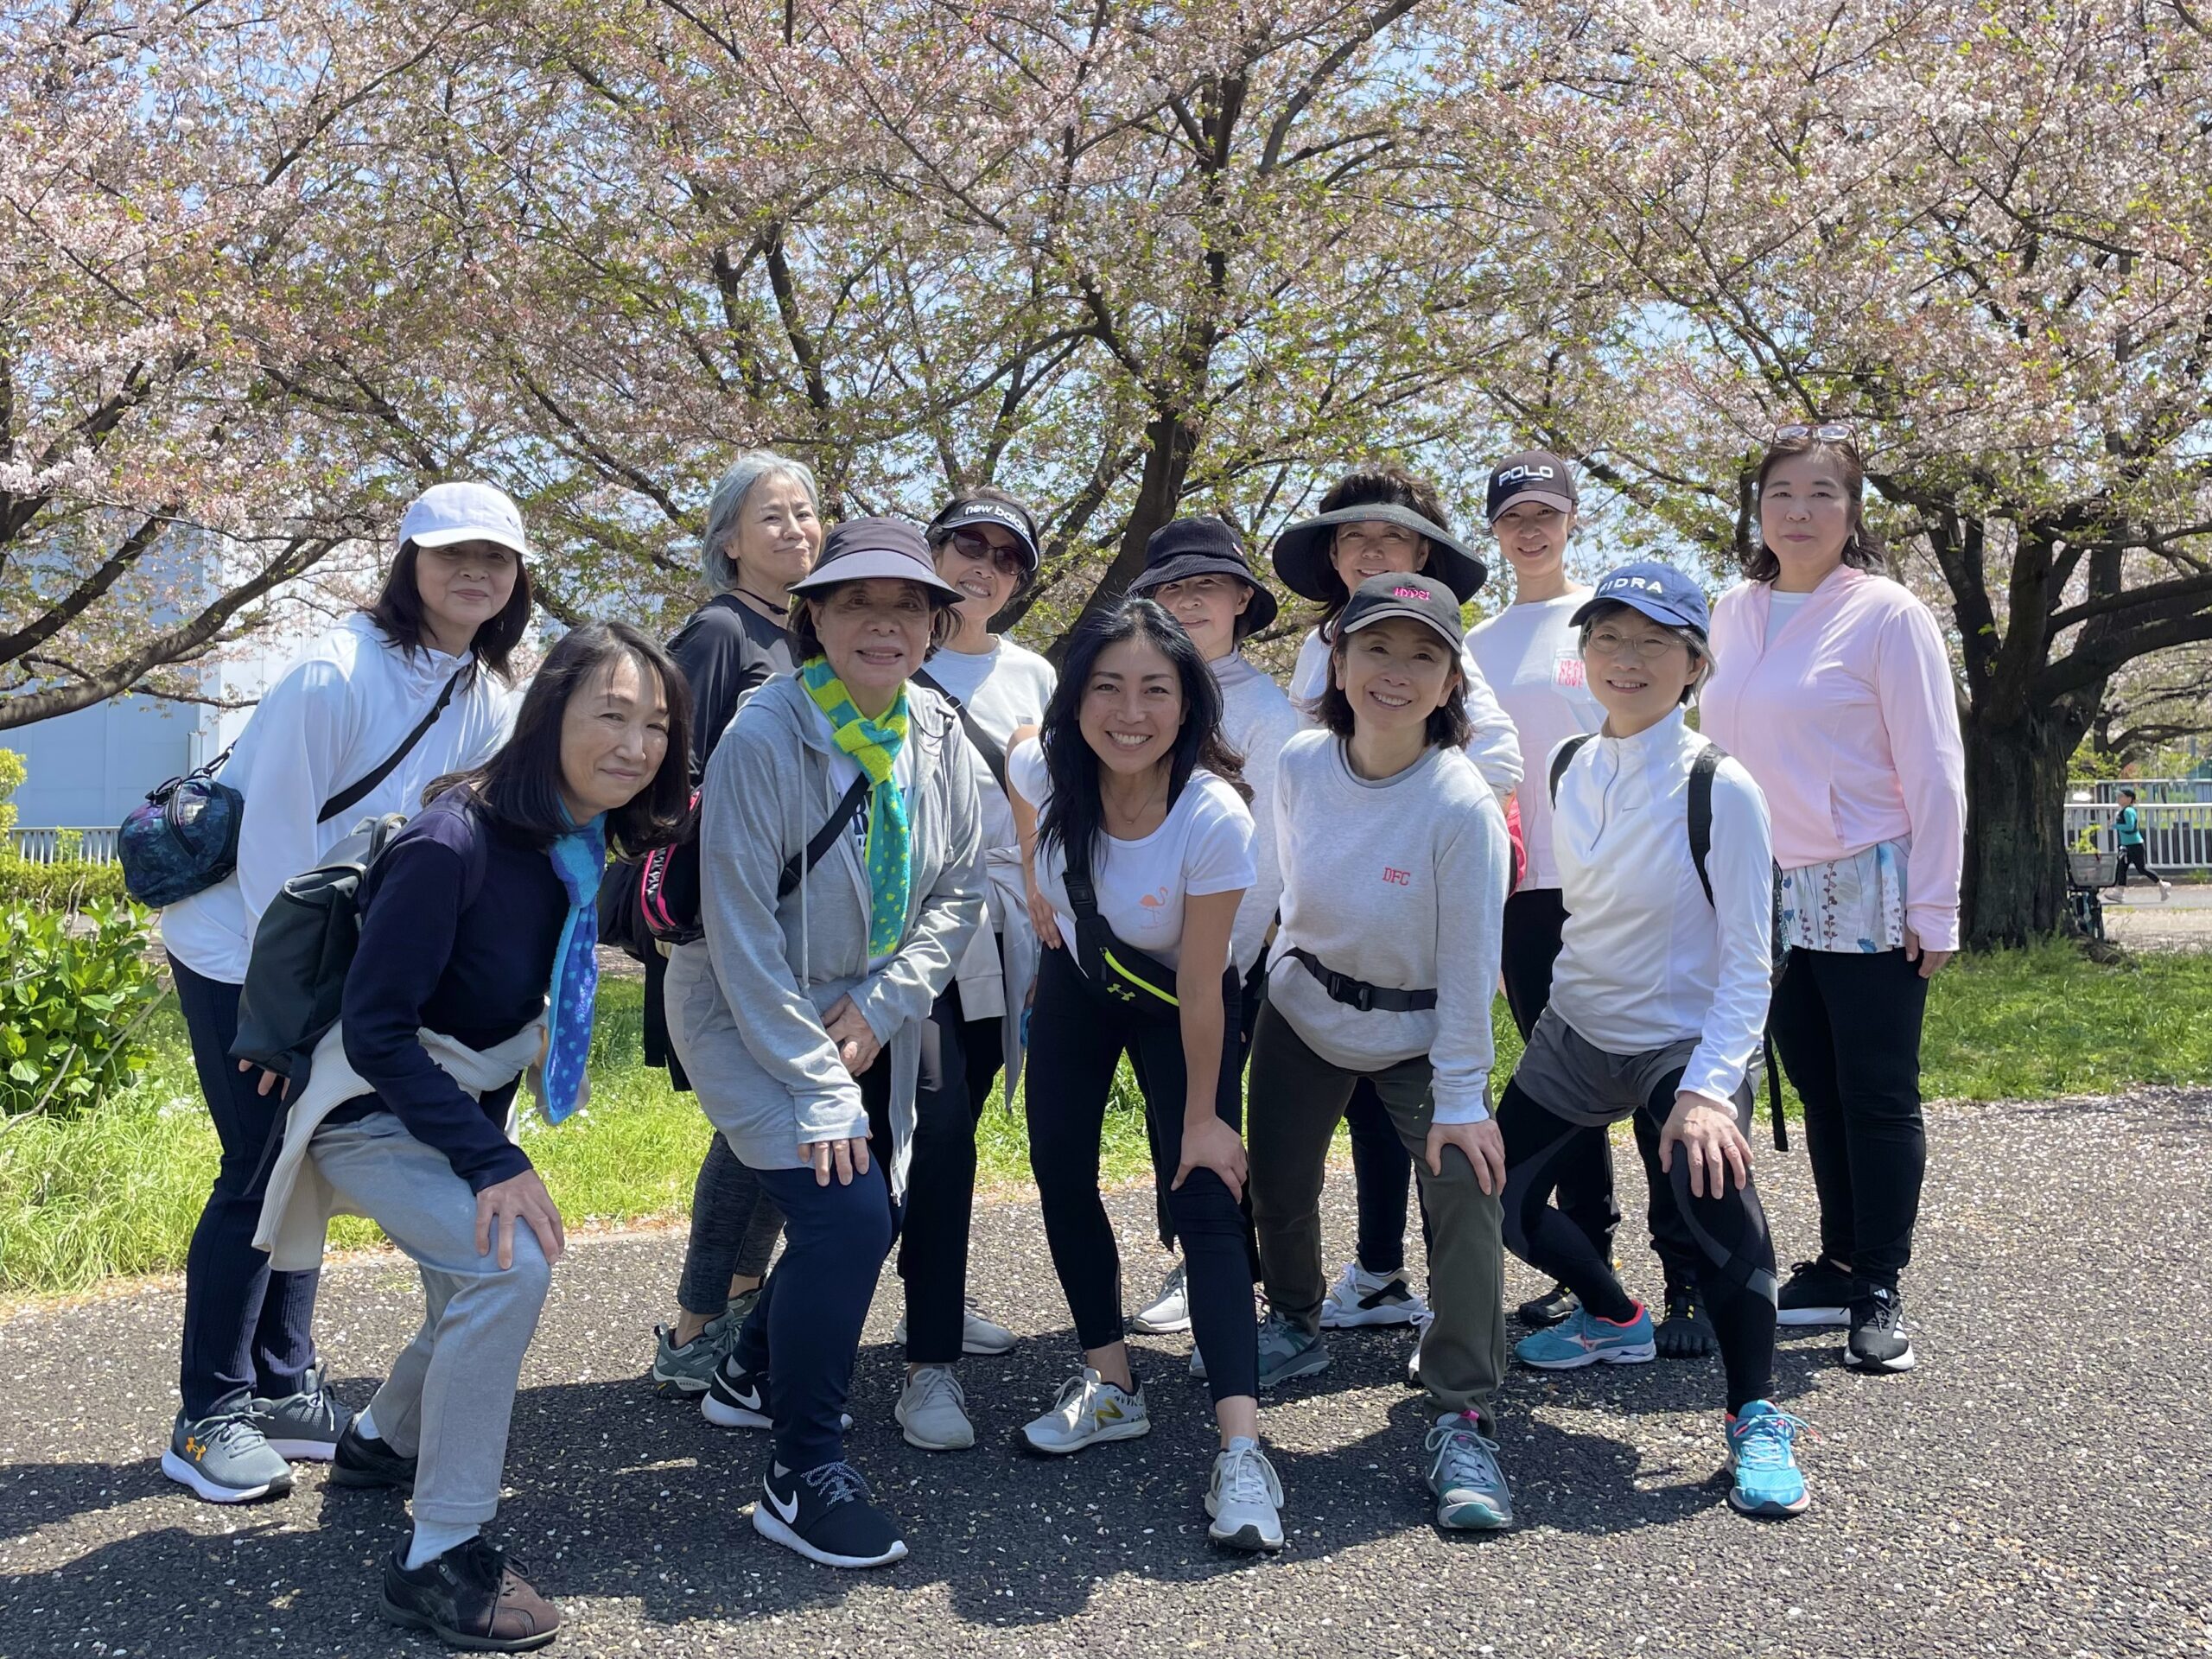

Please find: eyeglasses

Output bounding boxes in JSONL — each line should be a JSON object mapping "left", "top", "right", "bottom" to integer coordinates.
{"left": 1775, "top": 423, "right": 1855, "bottom": 442}
{"left": 941, "top": 528, "right": 1028, "bottom": 575}
{"left": 1584, "top": 627, "right": 1685, "bottom": 662}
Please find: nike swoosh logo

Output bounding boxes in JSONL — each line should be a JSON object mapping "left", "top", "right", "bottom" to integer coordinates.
{"left": 766, "top": 1483, "right": 799, "bottom": 1524}
{"left": 731, "top": 1387, "right": 763, "bottom": 1411}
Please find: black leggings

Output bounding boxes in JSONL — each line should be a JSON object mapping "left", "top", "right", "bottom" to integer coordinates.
{"left": 1027, "top": 947, "right": 1257, "bottom": 1403}
{"left": 898, "top": 981, "right": 1003, "bottom": 1363}
{"left": 2116, "top": 843, "right": 2161, "bottom": 886}
{"left": 1497, "top": 1076, "right": 1778, "bottom": 1413}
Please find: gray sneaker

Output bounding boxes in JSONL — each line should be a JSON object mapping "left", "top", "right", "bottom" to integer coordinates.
{"left": 162, "top": 1395, "right": 294, "bottom": 1503}
{"left": 1020, "top": 1369, "right": 1149, "bottom": 1455}
{"left": 1424, "top": 1411, "right": 1512, "bottom": 1529}
{"left": 894, "top": 1365, "right": 976, "bottom": 1452}
{"left": 247, "top": 1364, "right": 351, "bottom": 1460}
{"left": 652, "top": 1310, "right": 736, "bottom": 1395}
{"left": 1190, "top": 1312, "right": 1330, "bottom": 1390}
{"left": 892, "top": 1299, "right": 1015, "bottom": 1357}
{"left": 1132, "top": 1263, "right": 1192, "bottom": 1334}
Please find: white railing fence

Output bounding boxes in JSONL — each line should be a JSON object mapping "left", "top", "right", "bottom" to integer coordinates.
{"left": 2063, "top": 796, "right": 2212, "bottom": 874}
{"left": 6, "top": 827, "right": 123, "bottom": 865}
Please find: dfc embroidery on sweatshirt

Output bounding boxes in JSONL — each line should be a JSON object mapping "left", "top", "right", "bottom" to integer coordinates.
{"left": 1382, "top": 867, "right": 1412, "bottom": 887}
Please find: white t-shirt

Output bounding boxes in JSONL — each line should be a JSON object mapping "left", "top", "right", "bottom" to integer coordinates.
{"left": 1466, "top": 594, "right": 1605, "bottom": 891}
{"left": 1007, "top": 736, "right": 1255, "bottom": 972}
{"left": 918, "top": 639, "right": 1057, "bottom": 858}
{"left": 1764, "top": 588, "right": 1812, "bottom": 646}
{"left": 1212, "top": 652, "right": 1303, "bottom": 975}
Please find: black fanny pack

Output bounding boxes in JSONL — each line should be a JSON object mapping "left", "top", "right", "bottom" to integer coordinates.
{"left": 1061, "top": 841, "right": 1180, "bottom": 1021}
{"left": 1283, "top": 947, "right": 1436, "bottom": 1014}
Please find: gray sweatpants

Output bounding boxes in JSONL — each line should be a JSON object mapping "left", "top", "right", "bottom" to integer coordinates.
{"left": 309, "top": 1113, "right": 550, "bottom": 1525}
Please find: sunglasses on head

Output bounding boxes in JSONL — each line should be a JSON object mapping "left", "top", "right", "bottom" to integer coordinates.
{"left": 1776, "top": 422, "right": 1855, "bottom": 443}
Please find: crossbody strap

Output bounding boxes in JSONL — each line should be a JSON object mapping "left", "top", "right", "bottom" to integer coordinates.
{"left": 317, "top": 670, "right": 466, "bottom": 825}
{"left": 1283, "top": 946, "right": 1437, "bottom": 1013}
{"left": 778, "top": 772, "right": 873, "bottom": 899}
{"left": 912, "top": 670, "right": 1009, "bottom": 796}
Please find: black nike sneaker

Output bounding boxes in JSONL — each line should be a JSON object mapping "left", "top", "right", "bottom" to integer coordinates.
{"left": 753, "top": 1460, "right": 906, "bottom": 1568}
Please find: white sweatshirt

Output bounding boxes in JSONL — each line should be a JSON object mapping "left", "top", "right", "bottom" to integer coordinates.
{"left": 159, "top": 615, "right": 517, "bottom": 983}
{"left": 1547, "top": 709, "right": 1775, "bottom": 1106}
{"left": 1287, "top": 626, "right": 1522, "bottom": 803}
{"left": 1268, "top": 732, "right": 1510, "bottom": 1123}
{"left": 1211, "top": 652, "right": 1302, "bottom": 976}
{"left": 1465, "top": 594, "right": 1604, "bottom": 890}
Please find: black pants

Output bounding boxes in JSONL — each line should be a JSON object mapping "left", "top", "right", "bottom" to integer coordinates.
{"left": 173, "top": 958, "right": 320, "bottom": 1418}
{"left": 1497, "top": 1075, "right": 1778, "bottom": 1413}
{"left": 899, "top": 980, "right": 1004, "bottom": 1363}
{"left": 1147, "top": 955, "right": 1267, "bottom": 1249}
{"left": 1767, "top": 947, "right": 1929, "bottom": 1293}
{"left": 2117, "top": 843, "right": 2161, "bottom": 886}
{"left": 1027, "top": 948, "right": 1257, "bottom": 1402}
{"left": 677, "top": 1135, "right": 785, "bottom": 1317}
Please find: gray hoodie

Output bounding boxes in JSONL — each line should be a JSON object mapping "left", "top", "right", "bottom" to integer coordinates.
{"left": 664, "top": 672, "right": 984, "bottom": 1193}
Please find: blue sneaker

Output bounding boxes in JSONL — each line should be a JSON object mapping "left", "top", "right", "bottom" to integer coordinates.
{"left": 1726, "top": 1401, "right": 1810, "bottom": 1517}
{"left": 1423, "top": 1412, "right": 1512, "bottom": 1529}
{"left": 1512, "top": 1302, "right": 1656, "bottom": 1370}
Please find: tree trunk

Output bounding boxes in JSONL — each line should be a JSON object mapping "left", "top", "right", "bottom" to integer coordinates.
{"left": 1961, "top": 694, "right": 2089, "bottom": 949}
{"left": 1045, "top": 406, "right": 1199, "bottom": 663}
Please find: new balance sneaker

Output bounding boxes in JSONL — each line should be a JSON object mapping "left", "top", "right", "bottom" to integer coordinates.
{"left": 1726, "top": 1401, "right": 1811, "bottom": 1517}
{"left": 1020, "top": 1369, "right": 1150, "bottom": 1455}
{"left": 1319, "top": 1261, "right": 1427, "bottom": 1328}
{"left": 753, "top": 1460, "right": 906, "bottom": 1569}
{"left": 1843, "top": 1287, "right": 1916, "bottom": 1373}
{"left": 1132, "top": 1262, "right": 1192, "bottom": 1334}
{"left": 162, "top": 1396, "right": 294, "bottom": 1503}
{"left": 895, "top": 1365, "right": 975, "bottom": 1452}
{"left": 1776, "top": 1257, "right": 1855, "bottom": 1327}
{"left": 1513, "top": 1302, "right": 1656, "bottom": 1370}
{"left": 1255, "top": 1312, "right": 1331, "bottom": 1389}
{"left": 1654, "top": 1282, "right": 1720, "bottom": 1360}
{"left": 892, "top": 1299, "right": 1015, "bottom": 1357}
{"left": 380, "top": 1535, "right": 561, "bottom": 1650}
{"left": 1514, "top": 1280, "right": 1580, "bottom": 1329}
{"left": 1424, "top": 1411, "right": 1513, "bottom": 1530}
{"left": 652, "top": 1311, "right": 734, "bottom": 1396}
{"left": 330, "top": 1418, "right": 416, "bottom": 1492}
{"left": 245, "top": 1364, "right": 351, "bottom": 1461}
{"left": 1205, "top": 1437, "right": 1285, "bottom": 1552}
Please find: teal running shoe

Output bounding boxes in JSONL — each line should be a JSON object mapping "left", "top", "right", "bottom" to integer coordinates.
{"left": 1423, "top": 1412, "right": 1512, "bottom": 1529}
{"left": 1512, "top": 1302, "right": 1656, "bottom": 1370}
{"left": 1726, "top": 1401, "right": 1810, "bottom": 1517}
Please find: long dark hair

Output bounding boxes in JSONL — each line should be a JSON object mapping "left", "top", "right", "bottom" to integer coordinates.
{"left": 1036, "top": 598, "right": 1250, "bottom": 873}
{"left": 367, "top": 539, "right": 534, "bottom": 681}
{"left": 428, "top": 621, "right": 692, "bottom": 857}
{"left": 1745, "top": 432, "right": 1885, "bottom": 582}
{"left": 1312, "top": 464, "right": 1452, "bottom": 636}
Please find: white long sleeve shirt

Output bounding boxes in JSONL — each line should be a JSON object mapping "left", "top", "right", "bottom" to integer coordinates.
{"left": 1288, "top": 626, "right": 1522, "bottom": 803}
{"left": 1212, "top": 652, "right": 1303, "bottom": 976}
{"left": 1547, "top": 709, "right": 1775, "bottom": 1106}
{"left": 1465, "top": 594, "right": 1605, "bottom": 890}
{"left": 158, "top": 615, "right": 517, "bottom": 983}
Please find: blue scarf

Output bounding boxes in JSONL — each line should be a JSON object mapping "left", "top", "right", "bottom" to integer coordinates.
{"left": 538, "top": 810, "right": 608, "bottom": 1124}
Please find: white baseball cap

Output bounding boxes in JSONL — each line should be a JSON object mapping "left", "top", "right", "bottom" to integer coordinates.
{"left": 397, "top": 481, "right": 529, "bottom": 557}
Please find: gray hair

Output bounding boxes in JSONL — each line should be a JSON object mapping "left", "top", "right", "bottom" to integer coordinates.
{"left": 701, "top": 449, "right": 821, "bottom": 593}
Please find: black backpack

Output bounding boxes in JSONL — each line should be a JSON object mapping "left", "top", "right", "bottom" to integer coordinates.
{"left": 1548, "top": 735, "right": 1790, "bottom": 1149}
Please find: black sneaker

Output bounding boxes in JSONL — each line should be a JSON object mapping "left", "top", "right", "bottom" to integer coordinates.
{"left": 1654, "top": 1282, "right": 1719, "bottom": 1360}
{"left": 702, "top": 1354, "right": 772, "bottom": 1429}
{"left": 1843, "top": 1287, "right": 1916, "bottom": 1373}
{"left": 330, "top": 1419, "right": 416, "bottom": 1492}
{"left": 380, "top": 1535, "right": 561, "bottom": 1651}
{"left": 753, "top": 1460, "right": 907, "bottom": 1568}
{"left": 1776, "top": 1258, "right": 1854, "bottom": 1327}
{"left": 1515, "top": 1281, "right": 1579, "bottom": 1329}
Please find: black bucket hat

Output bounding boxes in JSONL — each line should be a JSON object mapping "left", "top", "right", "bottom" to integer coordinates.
{"left": 1127, "top": 517, "right": 1280, "bottom": 637}
{"left": 1268, "top": 501, "right": 1488, "bottom": 604}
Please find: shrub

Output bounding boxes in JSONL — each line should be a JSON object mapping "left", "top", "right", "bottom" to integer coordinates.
{"left": 0, "top": 855, "right": 130, "bottom": 912}
{"left": 0, "top": 899, "right": 167, "bottom": 1120}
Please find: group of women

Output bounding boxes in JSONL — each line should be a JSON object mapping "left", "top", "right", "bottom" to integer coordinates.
{"left": 154, "top": 425, "right": 1965, "bottom": 1651}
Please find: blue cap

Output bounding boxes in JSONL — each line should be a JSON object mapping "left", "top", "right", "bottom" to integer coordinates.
{"left": 1569, "top": 561, "right": 1710, "bottom": 636}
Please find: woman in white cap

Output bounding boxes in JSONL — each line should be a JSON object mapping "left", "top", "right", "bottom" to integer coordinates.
{"left": 1268, "top": 465, "right": 1520, "bottom": 1351}
{"left": 157, "top": 480, "right": 530, "bottom": 1505}
{"left": 880, "top": 488, "right": 1054, "bottom": 1452}
{"left": 668, "top": 517, "right": 984, "bottom": 1569}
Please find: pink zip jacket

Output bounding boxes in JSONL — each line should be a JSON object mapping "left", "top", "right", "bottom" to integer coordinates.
{"left": 1703, "top": 566, "right": 1967, "bottom": 950}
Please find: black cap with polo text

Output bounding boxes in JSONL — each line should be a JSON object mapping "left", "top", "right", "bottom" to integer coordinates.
{"left": 1485, "top": 451, "right": 1578, "bottom": 524}
{"left": 1337, "top": 572, "right": 1465, "bottom": 651}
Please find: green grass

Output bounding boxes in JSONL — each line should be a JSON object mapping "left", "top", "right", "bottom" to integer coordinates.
{"left": 3, "top": 942, "right": 2206, "bottom": 1299}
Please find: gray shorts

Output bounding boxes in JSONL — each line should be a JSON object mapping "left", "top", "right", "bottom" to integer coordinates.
{"left": 1510, "top": 1007, "right": 1754, "bottom": 1130}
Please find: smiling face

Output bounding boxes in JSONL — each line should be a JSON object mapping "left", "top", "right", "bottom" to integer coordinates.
{"left": 559, "top": 652, "right": 671, "bottom": 821}
{"left": 810, "top": 578, "right": 936, "bottom": 711}
{"left": 934, "top": 522, "right": 1025, "bottom": 629}
{"left": 1077, "top": 634, "right": 1185, "bottom": 779}
{"left": 1491, "top": 499, "right": 1573, "bottom": 588}
{"left": 728, "top": 472, "right": 823, "bottom": 596}
{"left": 1150, "top": 572, "right": 1253, "bottom": 662}
{"left": 1329, "top": 518, "right": 1427, "bottom": 595}
{"left": 1758, "top": 454, "right": 1856, "bottom": 577}
{"left": 412, "top": 539, "right": 519, "bottom": 652}
{"left": 1334, "top": 615, "right": 1460, "bottom": 740}
{"left": 1580, "top": 605, "right": 1702, "bottom": 732}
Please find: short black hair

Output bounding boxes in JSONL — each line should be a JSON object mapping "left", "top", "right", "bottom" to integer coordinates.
{"left": 1576, "top": 601, "right": 1710, "bottom": 707}
{"left": 1312, "top": 464, "right": 1452, "bottom": 634}
{"left": 426, "top": 620, "right": 692, "bottom": 858}
{"left": 2119, "top": 785, "right": 2138, "bottom": 800}
{"left": 1316, "top": 631, "right": 1472, "bottom": 750}
{"left": 366, "top": 539, "right": 532, "bottom": 683}
{"left": 788, "top": 581, "right": 959, "bottom": 664}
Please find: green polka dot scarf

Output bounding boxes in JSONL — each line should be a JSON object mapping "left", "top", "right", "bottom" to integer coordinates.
{"left": 800, "top": 656, "right": 911, "bottom": 957}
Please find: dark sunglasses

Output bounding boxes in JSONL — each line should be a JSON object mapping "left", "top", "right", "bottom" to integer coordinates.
{"left": 1776, "top": 422, "right": 1855, "bottom": 442}
{"left": 942, "top": 527, "right": 1030, "bottom": 575}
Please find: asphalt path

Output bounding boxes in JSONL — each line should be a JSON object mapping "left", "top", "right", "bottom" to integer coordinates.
{"left": 3, "top": 1087, "right": 2209, "bottom": 1658}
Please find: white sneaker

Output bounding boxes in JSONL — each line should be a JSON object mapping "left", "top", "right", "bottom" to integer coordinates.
{"left": 894, "top": 1365, "right": 975, "bottom": 1452}
{"left": 2159, "top": 880, "right": 2173, "bottom": 903}
{"left": 1205, "top": 1437, "right": 1285, "bottom": 1552}
{"left": 1132, "top": 1263, "right": 1191, "bottom": 1334}
{"left": 893, "top": 1300, "right": 1015, "bottom": 1357}
{"left": 1319, "top": 1260, "right": 1428, "bottom": 1328}
{"left": 1020, "top": 1369, "right": 1150, "bottom": 1456}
